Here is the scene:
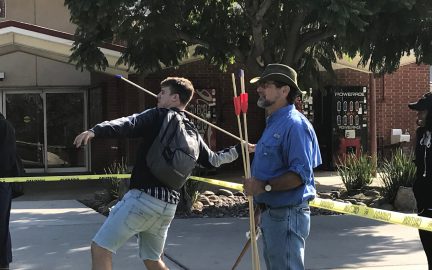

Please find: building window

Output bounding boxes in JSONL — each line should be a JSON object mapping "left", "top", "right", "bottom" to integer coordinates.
{"left": 0, "top": 0, "right": 5, "bottom": 18}
{"left": 3, "top": 89, "right": 88, "bottom": 173}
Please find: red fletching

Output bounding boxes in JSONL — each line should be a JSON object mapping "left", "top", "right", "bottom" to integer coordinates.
{"left": 233, "top": 96, "right": 241, "bottom": 115}
{"left": 240, "top": 93, "right": 248, "bottom": 113}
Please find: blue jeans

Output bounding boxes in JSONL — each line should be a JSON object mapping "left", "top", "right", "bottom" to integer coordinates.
{"left": 260, "top": 202, "right": 310, "bottom": 270}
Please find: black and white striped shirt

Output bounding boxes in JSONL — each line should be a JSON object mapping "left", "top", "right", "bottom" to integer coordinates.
{"left": 140, "top": 187, "right": 180, "bottom": 204}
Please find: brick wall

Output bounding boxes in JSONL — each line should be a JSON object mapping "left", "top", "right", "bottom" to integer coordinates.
{"left": 89, "top": 72, "right": 142, "bottom": 172}
{"left": 379, "top": 64, "right": 430, "bottom": 146}
{"left": 334, "top": 63, "right": 430, "bottom": 154}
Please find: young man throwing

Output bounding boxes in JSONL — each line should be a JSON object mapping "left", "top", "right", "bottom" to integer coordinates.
{"left": 74, "top": 77, "right": 241, "bottom": 270}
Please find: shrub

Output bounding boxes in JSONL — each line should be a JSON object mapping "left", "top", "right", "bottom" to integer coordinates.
{"left": 379, "top": 148, "right": 416, "bottom": 203}
{"left": 186, "top": 180, "right": 201, "bottom": 205}
{"left": 104, "top": 157, "right": 130, "bottom": 200}
{"left": 337, "top": 153, "right": 375, "bottom": 191}
{"left": 178, "top": 168, "right": 204, "bottom": 214}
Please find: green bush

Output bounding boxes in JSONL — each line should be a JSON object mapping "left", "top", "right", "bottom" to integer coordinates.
{"left": 104, "top": 157, "right": 130, "bottom": 200}
{"left": 186, "top": 180, "right": 201, "bottom": 205}
{"left": 178, "top": 168, "right": 203, "bottom": 214}
{"left": 379, "top": 148, "right": 416, "bottom": 203}
{"left": 337, "top": 153, "right": 375, "bottom": 191}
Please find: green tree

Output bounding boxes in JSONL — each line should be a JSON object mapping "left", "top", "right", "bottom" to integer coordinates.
{"left": 65, "top": 0, "right": 432, "bottom": 86}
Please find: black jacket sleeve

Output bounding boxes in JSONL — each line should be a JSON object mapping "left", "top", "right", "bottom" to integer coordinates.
{"left": 90, "top": 108, "right": 160, "bottom": 138}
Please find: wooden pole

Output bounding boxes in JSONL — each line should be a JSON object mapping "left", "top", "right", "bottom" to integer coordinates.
{"left": 369, "top": 73, "right": 377, "bottom": 176}
{"left": 116, "top": 75, "right": 243, "bottom": 142}
{"left": 239, "top": 70, "right": 260, "bottom": 270}
{"left": 232, "top": 73, "right": 248, "bottom": 177}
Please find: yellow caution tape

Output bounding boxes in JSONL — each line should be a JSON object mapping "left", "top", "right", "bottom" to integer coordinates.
{"left": 189, "top": 176, "right": 243, "bottom": 191}
{"left": 309, "top": 198, "right": 432, "bottom": 231}
{"left": 2, "top": 173, "right": 432, "bottom": 231}
{"left": 0, "top": 174, "right": 130, "bottom": 183}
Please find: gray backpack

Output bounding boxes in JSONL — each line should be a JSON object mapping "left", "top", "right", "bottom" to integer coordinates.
{"left": 146, "top": 109, "right": 200, "bottom": 189}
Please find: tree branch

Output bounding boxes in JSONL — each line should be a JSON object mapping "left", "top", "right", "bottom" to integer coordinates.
{"left": 293, "top": 28, "right": 336, "bottom": 64}
{"left": 282, "top": 11, "right": 306, "bottom": 64}
{"left": 248, "top": 0, "right": 272, "bottom": 65}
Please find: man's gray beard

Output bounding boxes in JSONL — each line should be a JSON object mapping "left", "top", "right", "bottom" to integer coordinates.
{"left": 257, "top": 97, "right": 274, "bottom": 108}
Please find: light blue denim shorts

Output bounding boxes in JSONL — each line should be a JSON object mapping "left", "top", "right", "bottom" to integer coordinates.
{"left": 93, "top": 189, "right": 177, "bottom": 261}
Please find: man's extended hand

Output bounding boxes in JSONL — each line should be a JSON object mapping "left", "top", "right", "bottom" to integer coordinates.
{"left": 243, "top": 177, "right": 265, "bottom": 196}
{"left": 247, "top": 143, "right": 256, "bottom": 153}
{"left": 73, "top": 130, "right": 95, "bottom": 148}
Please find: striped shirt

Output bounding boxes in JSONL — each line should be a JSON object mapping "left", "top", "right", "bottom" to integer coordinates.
{"left": 140, "top": 187, "right": 180, "bottom": 204}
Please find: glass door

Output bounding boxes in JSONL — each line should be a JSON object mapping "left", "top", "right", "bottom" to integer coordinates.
{"left": 3, "top": 89, "right": 88, "bottom": 173}
{"left": 4, "top": 92, "right": 45, "bottom": 172}
{"left": 45, "top": 91, "right": 87, "bottom": 172}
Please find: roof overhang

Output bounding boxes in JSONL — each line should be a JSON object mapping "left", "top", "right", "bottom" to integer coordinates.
{"left": 0, "top": 20, "right": 130, "bottom": 76}
{"left": 333, "top": 53, "right": 418, "bottom": 74}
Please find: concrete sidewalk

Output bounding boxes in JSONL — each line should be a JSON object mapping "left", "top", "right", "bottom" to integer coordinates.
{"left": 10, "top": 200, "right": 183, "bottom": 270}
{"left": 7, "top": 171, "right": 427, "bottom": 269}
{"left": 9, "top": 200, "right": 427, "bottom": 270}
{"left": 166, "top": 216, "right": 426, "bottom": 270}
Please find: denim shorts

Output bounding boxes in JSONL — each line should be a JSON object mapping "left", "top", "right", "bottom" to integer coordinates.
{"left": 93, "top": 189, "right": 177, "bottom": 261}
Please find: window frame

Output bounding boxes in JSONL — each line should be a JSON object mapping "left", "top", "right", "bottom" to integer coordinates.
{"left": 1, "top": 88, "right": 89, "bottom": 173}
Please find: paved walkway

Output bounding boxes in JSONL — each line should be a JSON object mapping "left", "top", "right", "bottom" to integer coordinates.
{"left": 7, "top": 171, "right": 428, "bottom": 269}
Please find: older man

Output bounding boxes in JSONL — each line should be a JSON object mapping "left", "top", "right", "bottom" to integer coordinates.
{"left": 243, "top": 64, "right": 322, "bottom": 270}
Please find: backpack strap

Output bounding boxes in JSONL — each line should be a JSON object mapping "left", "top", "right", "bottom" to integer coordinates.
{"left": 159, "top": 110, "right": 179, "bottom": 143}
{"left": 158, "top": 109, "right": 199, "bottom": 146}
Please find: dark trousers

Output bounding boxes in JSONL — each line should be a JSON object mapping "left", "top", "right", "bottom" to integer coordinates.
{"left": 419, "top": 209, "right": 432, "bottom": 270}
{"left": 0, "top": 183, "right": 12, "bottom": 266}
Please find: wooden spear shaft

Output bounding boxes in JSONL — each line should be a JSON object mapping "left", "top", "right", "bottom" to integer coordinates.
{"left": 116, "top": 75, "right": 243, "bottom": 142}
{"left": 232, "top": 73, "right": 247, "bottom": 177}
{"left": 239, "top": 70, "right": 260, "bottom": 270}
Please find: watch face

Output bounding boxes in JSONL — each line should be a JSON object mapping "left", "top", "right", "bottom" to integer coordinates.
{"left": 265, "top": 184, "right": 271, "bottom": 192}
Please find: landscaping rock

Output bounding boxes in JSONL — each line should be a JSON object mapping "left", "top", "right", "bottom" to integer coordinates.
{"left": 82, "top": 185, "right": 396, "bottom": 219}
{"left": 216, "top": 189, "right": 234, "bottom": 197}
{"left": 317, "top": 192, "right": 333, "bottom": 199}
{"left": 394, "top": 186, "right": 417, "bottom": 212}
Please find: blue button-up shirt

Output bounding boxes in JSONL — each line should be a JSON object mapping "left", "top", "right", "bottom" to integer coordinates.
{"left": 252, "top": 104, "right": 322, "bottom": 207}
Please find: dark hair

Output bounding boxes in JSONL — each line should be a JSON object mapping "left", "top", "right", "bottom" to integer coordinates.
{"left": 272, "top": 81, "right": 297, "bottom": 104}
{"left": 160, "top": 77, "right": 194, "bottom": 105}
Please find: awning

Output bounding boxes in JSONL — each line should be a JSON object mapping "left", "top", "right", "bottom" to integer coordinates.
{"left": 0, "top": 20, "right": 129, "bottom": 76}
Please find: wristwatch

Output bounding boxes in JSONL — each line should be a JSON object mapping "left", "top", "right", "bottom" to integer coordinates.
{"left": 264, "top": 181, "right": 272, "bottom": 192}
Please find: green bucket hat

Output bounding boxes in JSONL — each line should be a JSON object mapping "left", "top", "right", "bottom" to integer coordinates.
{"left": 250, "top": 64, "right": 303, "bottom": 95}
